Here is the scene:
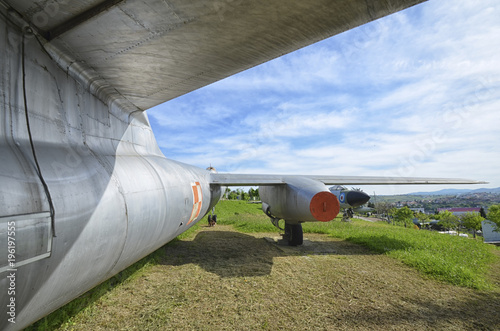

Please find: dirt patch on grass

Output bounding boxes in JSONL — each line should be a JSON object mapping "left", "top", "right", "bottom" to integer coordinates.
{"left": 51, "top": 225, "right": 500, "bottom": 330}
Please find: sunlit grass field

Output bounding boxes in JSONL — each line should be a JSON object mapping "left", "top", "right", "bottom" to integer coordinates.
{"left": 211, "top": 200, "right": 498, "bottom": 290}
{"left": 28, "top": 200, "right": 500, "bottom": 330}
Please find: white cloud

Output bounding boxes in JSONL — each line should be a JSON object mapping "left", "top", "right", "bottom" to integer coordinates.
{"left": 147, "top": 0, "right": 500, "bottom": 195}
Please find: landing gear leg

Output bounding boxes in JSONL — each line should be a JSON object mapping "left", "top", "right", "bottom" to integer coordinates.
{"left": 284, "top": 223, "right": 303, "bottom": 246}
{"left": 208, "top": 207, "right": 217, "bottom": 227}
{"left": 342, "top": 208, "right": 354, "bottom": 222}
{"left": 264, "top": 208, "right": 302, "bottom": 246}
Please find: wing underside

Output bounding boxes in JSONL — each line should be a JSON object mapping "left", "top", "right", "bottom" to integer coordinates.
{"left": 4, "top": 0, "right": 426, "bottom": 113}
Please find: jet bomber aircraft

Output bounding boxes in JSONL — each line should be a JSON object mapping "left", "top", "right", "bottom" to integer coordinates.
{"left": 0, "top": 0, "right": 486, "bottom": 329}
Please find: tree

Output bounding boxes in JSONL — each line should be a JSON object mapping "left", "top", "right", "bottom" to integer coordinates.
{"left": 461, "top": 212, "right": 484, "bottom": 238}
{"left": 437, "top": 210, "right": 459, "bottom": 232}
{"left": 238, "top": 189, "right": 248, "bottom": 201}
{"left": 387, "top": 207, "right": 397, "bottom": 225}
{"left": 375, "top": 201, "right": 392, "bottom": 217}
{"left": 415, "top": 212, "right": 430, "bottom": 222}
{"left": 487, "top": 204, "right": 500, "bottom": 231}
{"left": 248, "top": 187, "right": 260, "bottom": 200}
{"left": 393, "top": 206, "right": 414, "bottom": 227}
{"left": 228, "top": 190, "right": 238, "bottom": 200}
{"left": 479, "top": 207, "right": 487, "bottom": 218}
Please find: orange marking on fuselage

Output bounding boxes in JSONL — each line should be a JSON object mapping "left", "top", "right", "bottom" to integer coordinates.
{"left": 188, "top": 182, "right": 203, "bottom": 224}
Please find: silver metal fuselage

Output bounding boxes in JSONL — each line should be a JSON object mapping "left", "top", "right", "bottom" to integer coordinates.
{"left": 0, "top": 17, "right": 219, "bottom": 330}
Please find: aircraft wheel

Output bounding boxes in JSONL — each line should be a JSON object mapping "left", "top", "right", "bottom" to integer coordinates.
{"left": 265, "top": 206, "right": 273, "bottom": 218}
{"left": 285, "top": 223, "right": 303, "bottom": 246}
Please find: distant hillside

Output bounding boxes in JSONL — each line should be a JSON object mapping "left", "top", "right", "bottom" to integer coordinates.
{"left": 407, "top": 187, "right": 500, "bottom": 196}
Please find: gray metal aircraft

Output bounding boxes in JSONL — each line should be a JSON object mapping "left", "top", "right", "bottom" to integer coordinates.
{"left": 329, "top": 185, "right": 371, "bottom": 221}
{"left": 0, "top": 0, "right": 486, "bottom": 329}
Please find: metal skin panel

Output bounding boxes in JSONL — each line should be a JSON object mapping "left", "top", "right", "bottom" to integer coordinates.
{"left": 4, "top": 0, "right": 427, "bottom": 112}
{"left": 4, "top": 0, "right": 105, "bottom": 31}
{"left": 0, "top": 16, "right": 218, "bottom": 330}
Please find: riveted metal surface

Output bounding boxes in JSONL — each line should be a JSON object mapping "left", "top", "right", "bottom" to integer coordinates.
{"left": 0, "top": 16, "right": 214, "bottom": 330}
{"left": 5, "top": 0, "right": 426, "bottom": 111}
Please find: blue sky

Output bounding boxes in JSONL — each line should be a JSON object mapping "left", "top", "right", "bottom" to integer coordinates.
{"left": 147, "top": 0, "right": 500, "bottom": 195}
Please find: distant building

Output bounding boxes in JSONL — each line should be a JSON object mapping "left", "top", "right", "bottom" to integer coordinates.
{"left": 409, "top": 208, "right": 425, "bottom": 213}
{"left": 437, "top": 207, "right": 481, "bottom": 216}
{"left": 482, "top": 220, "right": 500, "bottom": 245}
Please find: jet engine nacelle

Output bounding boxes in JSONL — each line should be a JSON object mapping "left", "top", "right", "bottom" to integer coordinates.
{"left": 260, "top": 177, "right": 340, "bottom": 223}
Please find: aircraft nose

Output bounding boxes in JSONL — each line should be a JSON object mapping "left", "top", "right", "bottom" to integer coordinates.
{"left": 346, "top": 191, "right": 370, "bottom": 207}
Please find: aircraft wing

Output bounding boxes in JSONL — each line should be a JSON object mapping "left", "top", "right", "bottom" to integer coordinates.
{"left": 6, "top": 0, "right": 426, "bottom": 113}
{"left": 210, "top": 173, "right": 487, "bottom": 186}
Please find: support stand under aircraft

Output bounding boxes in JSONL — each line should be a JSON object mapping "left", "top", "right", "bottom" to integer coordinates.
{"left": 264, "top": 204, "right": 304, "bottom": 246}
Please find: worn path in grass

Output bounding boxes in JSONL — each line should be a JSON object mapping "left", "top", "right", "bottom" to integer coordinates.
{"left": 42, "top": 225, "right": 500, "bottom": 330}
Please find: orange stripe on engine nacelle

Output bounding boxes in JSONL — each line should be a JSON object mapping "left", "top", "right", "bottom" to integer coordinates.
{"left": 309, "top": 191, "right": 340, "bottom": 222}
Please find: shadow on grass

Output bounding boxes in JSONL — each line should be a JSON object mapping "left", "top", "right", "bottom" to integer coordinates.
{"left": 28, "top": 229, "right": 361, "bottom": 329}
{"left": 163, "top": 231, "right": 276, "bottom": 277}
{"left": 26, "top": 250, "right": 163, "bottom": 330}
{"left": 25, "top": 228, "right": 500, "bottom": 330}
{"left": 162, "top": 229, "right": 500, "bottom": 329}
{"left": 344, "top": 233, "right": 416, "bottom": 253}
{"left": 160, "top": 229, "right": 376, "bottom": 278}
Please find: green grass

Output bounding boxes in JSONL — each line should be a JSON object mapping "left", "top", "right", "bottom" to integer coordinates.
{"left": 311, "top": 219, "right": 496, "bottom": 290}
{"left": 210, "top": 201, "right": 498, "bottom": 290}
{"left": 27, "top": 200, "right": 500, "bottom": 330}
{"left": 27, "top": 250, "right": 164, "bottom": 330}
{"left": 203, "top": 200, "right": 279, "bottom": 232}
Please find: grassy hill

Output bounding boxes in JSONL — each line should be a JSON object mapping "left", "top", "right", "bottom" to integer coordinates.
{"left": 209, "top": 201, "right": 498, "bottom": 290}
{"left": 29, "top": 200, "right": 500, "bottom": 330}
